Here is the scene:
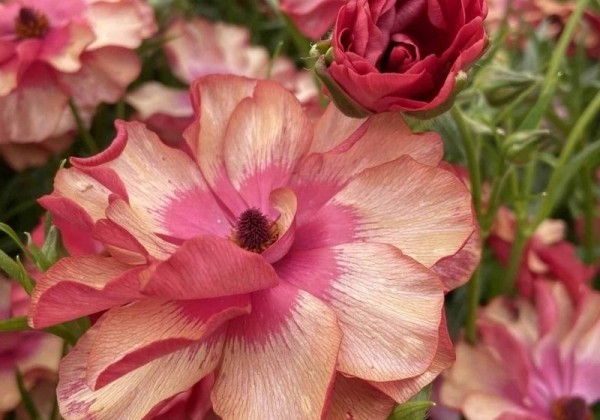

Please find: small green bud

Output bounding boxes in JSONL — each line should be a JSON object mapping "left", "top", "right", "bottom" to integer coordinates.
{"left": 503, "top": 129, "right": 551, "bottom": 165}
{"left": 481, "top": 67, "right": 539, "bottom": 106}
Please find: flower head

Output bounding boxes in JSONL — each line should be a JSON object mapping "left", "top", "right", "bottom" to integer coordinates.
{"left": 0, "top": 0, "right": 157, "bottom": 148}
{"left": 31, "top": 75, "right": 478, "bottom": 419}
{"left": 439, "top": 281, "right": 600, "bottom": 419}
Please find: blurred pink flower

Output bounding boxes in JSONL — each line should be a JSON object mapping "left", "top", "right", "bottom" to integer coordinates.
{"left": 30, "top": 75, "right": 478, "bottom": 419}
{"left": 489, "top": 207, "right": 595, "bottom": 303}
{"left": 279, "top": 0, "right": 346, "bottom": 39}
{"left": 127, "top": 17, "right": 320, "bottom": 145}
{"left": 0, "top": 0, "right": 157, "bottom": 154}
{"left": 440, "top": 280, "right": 600, "bottom": 419}
{"left": 0, "top": 280, "right": 62, "bottom": 415}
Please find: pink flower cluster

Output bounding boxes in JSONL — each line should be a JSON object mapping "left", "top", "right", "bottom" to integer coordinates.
{"left": 0, "top": 0, "right": 157, "bottom": 169}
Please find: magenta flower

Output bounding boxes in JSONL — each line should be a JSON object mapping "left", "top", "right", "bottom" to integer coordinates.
{"left": 0, "top": 0, "right": 156, "bottom": 147}
{"left": 30, "top": 75, "right": 478, "bottom": 419}
{"left": 439, "top": 280, "right": 600, "bottom": 419}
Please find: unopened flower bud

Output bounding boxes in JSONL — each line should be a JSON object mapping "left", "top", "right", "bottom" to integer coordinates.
{"left": 503, "top": 129, "right": 551, "bottom": 165}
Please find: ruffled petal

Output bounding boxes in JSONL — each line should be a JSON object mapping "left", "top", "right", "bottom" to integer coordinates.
{"left": 327, "top": 374, "right": 395, "bottom": 420}
{"left": 212, "top": 283, "right": 342, "bottom": 419}
{"left": 29, "top": 256, "right": 143, "bottom": 328}
{"left": 278, "top": 243, "right": 444, "bottom": 381}
{"left": 86, "top": 296, "right": 250, "bottom": 390}
{"left": 57, "top": 321, "right": 223, "bottom": 419}
{"left": 143, "top": 235, "right": 279, "bottom": 300}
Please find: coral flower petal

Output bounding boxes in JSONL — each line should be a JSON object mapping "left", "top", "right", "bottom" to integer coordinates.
{"left": 58, "top": 321, "right": 223, "bottom": 419}
{"left": 432, "top": 229, "right": 481, "bottom": 291}
{"left": 292, "top": 108, "right": 443, "bottom": 221}
{"left": 143, "top": 235, "right": 279, "bottom": 300}
{"left": 295, "top": 156, "right": 474, "bottom": 267}
{"left": 261, "top": 188, "right": 297, "bottom": 263}
{"left": 186, "top": 75, "right": 257, "bottom": 215}
{"left": 29, "top": 256, "right": 144, "bottom": 328}
{"left": 372, "top": 317, "right": 455, "bottom": 402}
{"left": 87, "top": 296, "right": 251, "bottom": 390}
{"left": 40, "top": 22, "right": 95, "bottom": 73}
{"left": 212, "top": 284, "right": 342, "bottom": 419}
{"left": 327, "top": 374, "right": 396, "bottom": 420}
{"left": 0, "top": 65, "right": 68, "bottom": 144}
{"left": 222, "top": 79, "right": 312, "bottom": 211}
{"left": 278, "top": 243, "right": 444, "bottom": 381}
{"left": 72, "top": 120, "right": 228, "bottom": 239}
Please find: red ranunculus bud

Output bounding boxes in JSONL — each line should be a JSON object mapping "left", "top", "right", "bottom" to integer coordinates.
{"left": 318, "top": 0, "right": 489, "bottom": 117}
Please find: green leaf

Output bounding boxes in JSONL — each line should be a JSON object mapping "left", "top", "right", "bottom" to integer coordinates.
{"left": 0, "top": 223, "right": 28, "bottom": 254}
{"left": 0, "top": 249, "right": 22, "bottom": 281}
{"left": 388, "top": 400, "right": 435, "bottom": 420}
{"left": 0, "top": 316, "right": 30, "bottom": 332}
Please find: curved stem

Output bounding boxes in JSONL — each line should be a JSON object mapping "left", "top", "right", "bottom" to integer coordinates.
{"left": 68, "top": 99, "right": 97, "bottom": 154}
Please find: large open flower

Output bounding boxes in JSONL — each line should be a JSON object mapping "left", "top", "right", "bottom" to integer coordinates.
{"left": 30, "top": 75, "right": 478, "bottom": 419}
{"left": 0, "top": 0, "right": 156, "bottom": 148}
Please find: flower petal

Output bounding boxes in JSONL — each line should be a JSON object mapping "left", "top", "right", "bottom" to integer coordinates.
{"left": 372, "top": 316, "right": 455, "bottom": 402}
{"left": 58, "top": 321, "right": 223, "bottom": 419}
{"left": 261, "top": 188, "right": 297, "bottom": 263}
{"left": 87, "top": 296, "right": 250, "bottom": 390}
{"left": 327, "top": 374, "right": 395, "bottom": 420}
{"left": 29, "top": 256, "right": 143, "bottom": 328}
{"left": 295, "top": 156, "right": 475, "bottom": 267}
{"left": 212, "top": 284, "right": 342, "bottom": 419}
{"left": 432, "top": 228, "right": 481, "bottom": 291}
{"left": 278, "top": 243, "right": 444, "bottom": 381}
{"left": 222, "top": 78, "right": 312, "bottom": 211}
{"left": 143, "top": 235, "right": 278, "bottom": 300}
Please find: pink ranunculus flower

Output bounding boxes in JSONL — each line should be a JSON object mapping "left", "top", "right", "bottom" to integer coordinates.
{"left": 279, "top": 0, "right": 346, "bottom": 39}
{"left": 0, "top": 280, "right": 62, "bottom": 415}
{"left": 439, "top": 280, "right": 600, "bottom": 419}
{"left": 488, "top": 207, "right": 595, "bottom": 303}
{"left": 315, "top": 0, "right": 489, "bottom": 117}
{"left": 127, "top": 17, "right": 320, "bottom": 145}
{"left": 30, "top": 75, "right": 478, "bottom": 419}
{"left": 0, "top": 0, "right": 157, "bottom": 149}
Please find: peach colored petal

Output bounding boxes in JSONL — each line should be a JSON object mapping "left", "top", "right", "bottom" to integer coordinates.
{"left": 126, "top": 82, "right": 192, "bottom": 119}
{"left": 85, "top": 0, "right": 157, "bottom": 50}
{"left": 59, "top": 47, "right": 141, "bottom": 108}
{"left": 39, "top": 167, "right": 112, "bottom": 223}
{"left": 0, "top": 51, "right": 18, "bottom": 96}
{"left": 292, "top": 109, "right": 443, "bottom": 222}
{"left": 432, "top": 228, "right": 481, "bottom": 291}
{"left": 279, "top": 243, "right": 443, "bottom": 381}
{"left": 212, "top": 284, "right": 342, "bottom": 419}
{"left": 0, "top": 132, "right": 73, "bottom": 171}
{"left": 327, "top": 375, "right": 395, "bottom": 420}
{"left": 86, "top": 296, "right": 250, "bottom": 390}
{"left": 311, "top": 104, "right": 368, "bottom": 154}
{"left": 223, "top": 79, "right": 312, "bottom": 210}
{"left": 373, "top": 317, "right": 455, "bottom": 403}
{"left": 72, "top": 121, "right": 227, "bottom": 240}
{"left": 58, "top": 321, "right": 223, "bottom": 419}
{"left": 40, "top": 22, "right": 95, "bottom": 73}
{"left": 0, "top": 65, "right": 68, "bottom": 144}
{"left": 262, "top": 188, "right": 298, "bottom": 263}
{"left": 296, "top": 156, "right": 475, "bottom": 267}
{"left": 186, "top": 75, "right": 257, "bottom": 215}
{"left": 29, "top": 256, "right": 144, "bottom": 328}
{"left": 143, "top": 235, "right": 279, "bottom": 300}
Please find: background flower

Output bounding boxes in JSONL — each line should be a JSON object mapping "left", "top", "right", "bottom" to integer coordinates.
{"left": 439, "top": 281, "right": 600, "bottom": 419}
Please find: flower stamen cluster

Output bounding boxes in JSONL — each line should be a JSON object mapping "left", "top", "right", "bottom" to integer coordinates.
{"left": 14, "top": 8, "right": 49, "bottom": 39}
{"left": 231, "top": 208, "right": 279, "bottom": 253}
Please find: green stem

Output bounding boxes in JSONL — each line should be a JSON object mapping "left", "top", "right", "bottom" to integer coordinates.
{"left": 581, "top": 166, "right": 597, "bottom": 264}
{"left": 534, "top": 89, "right": 600, "bottom": 226}
{"left": 465, "top": 266, "right": 481, "bottom": 343}
{"left": 518, "top": 0, "right": 591, "bottom": 131}
{"left": 68, "top": 99, "right": 98, "bottom": 154}
{"left": 452, "top": 106, "right": 483, "bottom": 342}
{"left": 504, "top": 223, "right": 528, "bottom": 295}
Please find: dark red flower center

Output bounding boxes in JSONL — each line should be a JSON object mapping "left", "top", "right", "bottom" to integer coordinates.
{"left": 551, "top": 397, "right": 592, "bottom": 420}
{"left": 232, "top": 208, "right": 278, "bottom": 253}
{"left": 14, "top": 8, "right": 49, "bottom": 39}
